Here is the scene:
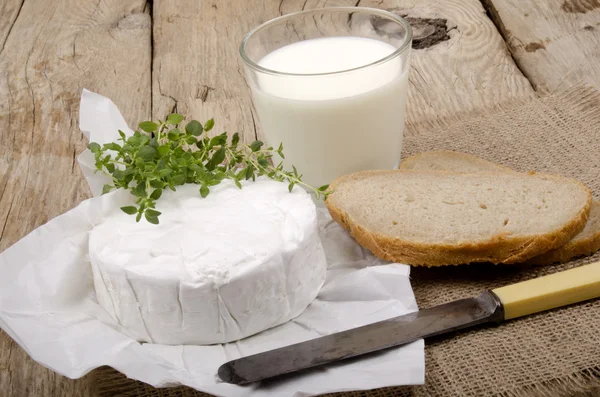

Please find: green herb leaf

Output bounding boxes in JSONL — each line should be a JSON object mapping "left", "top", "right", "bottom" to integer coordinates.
{"left": 146, "top": 209, "right": 162, "bottom": 218}
{"left": 145, "top": 214, "right": 159, "bottom": 224}
{"left": 208, "top": 175, "right": 223, "bottom": 186}
{"left": 157, "top": 145, "right": 171, "bottom": 157}
{"left": 103, "top": 142, "right": 122, "bottom": 152}
{"left": 211, "top": 147, "right": 226, "bottom": 166}
{"left": 158, "top": 168, "right": 173, "bottom": 177}
{"left": 188, "top": 163, "right": 203, "bottom": 173}
{"left": 171, "top": 173, "right": 186, "bottom": 185}
{"left": 150, "top": 180, "right": 165, "bottom": 189}
{"left": 127, "top": 135, "right": 140, "bottom": 146}
{"left": 185, "top": 120, "right": 203, "bottom": 136}
{"left": 150, "top": 188, "right": 163, "bottom": 200}
{"left": 139, "top": 121, "right": 159, "bottom": 133}
{"left": 167, "top": 129, "right": 181, "bottom": 141}
{"left": 204, "top": 118, "right": 215, "bottom": 132}
{"left": 133, "top": 182, "right": 147, "bottom": 198}
{"left": 245, "top": 165, "right": 254, "bottom": 180}
{"left": 102, "top": 184, "right": 114, "bottom": 195}
{"left": 236, "top": 168, "right": 246, "bottom": 180}
{"left": 186, "top": 136, "right": 198, "bottom": 145}
{"left": 88, "top": 142, "right": 101, "bottom": 153}
{"left": 209, "top": 133, "right": 227, "bottom": 147}
{"left": 121, "top": 206, "right": 138, "bottom": 215}
{"left": 200, "top": 184, "right": 209, "bottom": 198}
{"left": 155, "top": 159, "right": 166, "bottom": 171}
{"left": 249, "top": 140, "right": 263, "bottom": 152}
{"left": 138, "top": 146, "right": 157, "bottom": 162}
{"left": 173, "top": 146, "right": 185, "bottom": 157}
{"left": 167, "top": 113, "right": 184, "bottom": 125}
{"left": 232, "top": 132, "right": 240, "bottom": 146}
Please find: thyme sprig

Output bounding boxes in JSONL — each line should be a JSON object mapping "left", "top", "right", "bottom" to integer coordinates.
{"left": 88, "top": 114, "right": 330, "bottom": 224}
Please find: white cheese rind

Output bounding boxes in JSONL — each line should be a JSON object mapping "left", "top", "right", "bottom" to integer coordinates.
{"left": 89, "top": 179, "right": 327, "bottom": 345}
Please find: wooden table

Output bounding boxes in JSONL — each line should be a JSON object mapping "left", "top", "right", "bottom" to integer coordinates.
{"left": 1, "top": 0, "right": 599, "bottom": 395}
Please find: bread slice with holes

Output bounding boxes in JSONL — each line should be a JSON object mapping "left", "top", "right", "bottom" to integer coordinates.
{"left": 325, "top": 170, "right": 592, "bottom": 266}
{"left": 399, "top": 150, "right": 600, "bottom": 265}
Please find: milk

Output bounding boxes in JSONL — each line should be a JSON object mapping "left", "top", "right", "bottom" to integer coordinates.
{"left": 251, "top": 36, "right": 409, "bottom": 188}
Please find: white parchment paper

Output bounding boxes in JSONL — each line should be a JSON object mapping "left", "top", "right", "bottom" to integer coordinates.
{"left": 0, "top": 89, "right": 424, "bottom": 397}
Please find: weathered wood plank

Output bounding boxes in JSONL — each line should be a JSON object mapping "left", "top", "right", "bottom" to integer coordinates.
{"left": 153, "top": 0, "right": 534, "bottom": 142}
{"left": 0, "top": 0, "right": 23, "bottom": 53}
{"left": 482, "top": 0, "right": 600, "bottom": 93}
{"left": 282, "top": 0, "right": 536, "bottom": 133}
{"left": 0, "top": 0, "right": 538, "bottom": 395}
{"left": 152, "top": 0, "right": 276, "bottom": 141}
{"left": 0, "top": 0, "right": 152, "bottom": 396}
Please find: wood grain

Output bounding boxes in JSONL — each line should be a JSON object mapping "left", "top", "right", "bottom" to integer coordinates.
{"left": 151, "top": 0, "right": 276, "bottom": 142}
{"left": 0, "top": 0, "right": 151, "bottom": 395}
{"left": 153, "top": 0, "right": 535, "bottom": 140}
{"left": 0, "top": 0, "right": 565, "bottom": 395}
{"left": 0, "top": 0, "right": 23, "bottom": 53}
{"left": 482, "top": 0, "right": 600, "bottom": 93}
{"left": 277, "top": 0, "right": 536, "bottom": 134}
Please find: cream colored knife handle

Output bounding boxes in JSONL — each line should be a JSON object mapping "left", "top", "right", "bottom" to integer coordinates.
{"left": 492, "top": 261, "right": 600, "bottom": 320}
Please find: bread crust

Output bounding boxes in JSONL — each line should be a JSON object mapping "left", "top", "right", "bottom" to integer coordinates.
{"left": 325, "top": 170, "right": 592, "bottom": 267}
{"left": 524, "top": 202, "right": 600, "bottom": 265}
{"left": 525, "top": 229, "right": 600, "bottom": 265}
{"left": 400, "top": 151, "right": 600, "bottom": 265}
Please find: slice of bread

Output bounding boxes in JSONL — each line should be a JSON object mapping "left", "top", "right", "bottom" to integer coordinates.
{"left": 399, "top": 151, "right": 600, "bottom": 265}
{"left": 325, "top": 170, "right": 592, "bottom": 266}
{"left": 528, "top": 202, "right": 600, "bottom": 264}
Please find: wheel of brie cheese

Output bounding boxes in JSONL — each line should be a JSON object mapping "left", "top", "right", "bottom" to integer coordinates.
{"left": 89, "top": 178, "right": 327, "bottom": 345}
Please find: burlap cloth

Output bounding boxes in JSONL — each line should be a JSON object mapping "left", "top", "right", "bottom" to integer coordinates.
{"left": 91, "top": 85, "right": 600, "bottom": 396}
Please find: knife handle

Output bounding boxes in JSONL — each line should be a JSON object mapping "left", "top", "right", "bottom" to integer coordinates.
{"left": 492, "top": 260, "right": 600, "bottom": 320}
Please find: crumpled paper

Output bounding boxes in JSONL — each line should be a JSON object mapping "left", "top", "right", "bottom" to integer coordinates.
{"left": 0, "top": 89, "right": 424, "bottom": 397}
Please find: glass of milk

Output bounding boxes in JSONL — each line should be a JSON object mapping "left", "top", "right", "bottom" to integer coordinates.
{"left": 240, "top": 7, "right": 412, "bottom": 188}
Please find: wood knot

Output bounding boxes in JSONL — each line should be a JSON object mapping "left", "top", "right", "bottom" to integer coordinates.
{"left": 524, "top": 42, "right": 546, "bottom": 52}
{"left": 372, "top": 12, "right": 452, "bottom": 50}
{"left": 405, "top": 17, "right": 452, "bottom": 50}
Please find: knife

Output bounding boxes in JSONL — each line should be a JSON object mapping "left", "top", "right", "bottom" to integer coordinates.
{"left": 218, "top": 260, "right": 600, "bottom": 385}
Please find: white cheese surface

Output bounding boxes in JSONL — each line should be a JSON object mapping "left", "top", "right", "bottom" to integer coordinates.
{"left": 89, "top": 178, "right": 327, "bottom": 345}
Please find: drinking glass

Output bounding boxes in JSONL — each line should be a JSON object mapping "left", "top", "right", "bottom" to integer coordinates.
{"left": 240, "top": 7, "right": 412, "bottom": 188}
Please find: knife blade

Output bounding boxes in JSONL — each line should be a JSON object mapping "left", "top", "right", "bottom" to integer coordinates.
{"left": 218, "top": 260, "right": 600, "bottom": 385}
